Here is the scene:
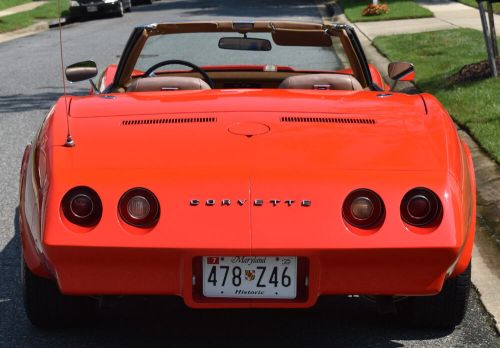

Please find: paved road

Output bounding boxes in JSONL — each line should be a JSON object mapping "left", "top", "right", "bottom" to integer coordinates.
{"left": 0, "top": 0, "right": 499, "bottom": 346}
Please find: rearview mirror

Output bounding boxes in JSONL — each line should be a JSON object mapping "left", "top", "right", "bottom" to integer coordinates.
{"left": 65, "top": 60, "right": 98, "bottom": 83}
{"left": 388, "top": 62, "right": 415, "bottom": 82}
{"left": 218, "top": 37, "right": 272, "bottom": 51}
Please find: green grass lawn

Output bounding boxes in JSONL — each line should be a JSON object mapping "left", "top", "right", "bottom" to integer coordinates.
{"left": 337, "top": 0, "right": 433, "bottom": 22}
{"left": 373, "top": 29, "right": 500, "bottom": 163}
{"left": 0, "top": 0, "right": 31, "bottom": 12}
{"left": 0, "top": 0, "right": 68, "bottom": 33}
{"left": 456, "top": 0, "right": 500, "bottom": 14}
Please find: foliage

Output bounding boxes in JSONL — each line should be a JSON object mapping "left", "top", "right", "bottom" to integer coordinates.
{"left": 362, "top": 3, "right": 389, "bottom": 16}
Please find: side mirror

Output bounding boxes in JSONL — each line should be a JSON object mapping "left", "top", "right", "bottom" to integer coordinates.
{"left": 388, "top": 62, "right": 415, "bottom": 82}
{"left": 65, "top": 61, "right": 98, "bottom": 83}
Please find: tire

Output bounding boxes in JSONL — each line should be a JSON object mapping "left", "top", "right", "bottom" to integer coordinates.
{"left": 116, "top": 1, "right": 124, "bottom": 17}
{"left": 22, "top": 259, "right": 96, "bottom": 328}
{"left": 400, "top": 262, "right": 471, "bottom": 329}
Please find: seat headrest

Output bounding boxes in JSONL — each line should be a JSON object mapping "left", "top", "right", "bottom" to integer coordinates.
{"left": 128, "top": 76, "right": 211, "bottom": 92}
{"left": 279, "top": 74, "right": 363, "bottom": 90}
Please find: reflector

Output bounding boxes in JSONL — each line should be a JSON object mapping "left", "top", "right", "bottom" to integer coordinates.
{"left": 70, "top": 194, "right": 94, "bottom": 218}
{"left": 407, "top": 195, "right": 431, "bottom": 220}
{"left": 127, "top": 196, "right": 151, "bottom": 220}
{"left": 61, "top": 186, "right": 102, "bottom": 227}
{"left": 119, "top": 188, "right": 160, "bottom": 227}
{"left": 342, "top": 189, "right": 385, "bottom": 228}
{"left": 401, "top": 188, "right": 442, "bottom": 227}
{"left": 350, "top": 197, "right": 374, "bottom": 221}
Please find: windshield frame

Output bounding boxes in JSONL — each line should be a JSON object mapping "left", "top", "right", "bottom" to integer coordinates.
{"left": 107, "top": 21, "right": 379, "bottom": 93}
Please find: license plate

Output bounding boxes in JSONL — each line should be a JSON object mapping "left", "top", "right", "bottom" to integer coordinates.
{"left": 87, "top": 5, "right": 98, "bottom": 12}
{"left": 202, "top": 256, "right": 297, "bottom": 299}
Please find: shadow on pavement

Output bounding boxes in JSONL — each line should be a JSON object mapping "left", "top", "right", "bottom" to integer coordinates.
{"left": 0, "top": 92, "right": 62, "bottom": 114}
{"left": 0, "top": 88, "right": 89, "bottom": 114}
{"left": 0, "top": 209, "right": 458, "bottom": 347}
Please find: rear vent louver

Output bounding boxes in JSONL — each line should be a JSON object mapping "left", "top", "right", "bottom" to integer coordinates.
{"left": 281, "top": 116, "right": 376, "bottom": 124}
{"left": 122, "top": 117, "right": 217, "bottom": 126}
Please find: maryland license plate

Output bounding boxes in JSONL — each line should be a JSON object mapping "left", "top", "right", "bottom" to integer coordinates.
{"left": 202, "top": 256, "right": 297, "bottom": 299}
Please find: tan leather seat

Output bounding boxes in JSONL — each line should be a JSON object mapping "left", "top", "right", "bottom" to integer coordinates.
{"left": 279, "top": 74, "right": 363, "bottom": 91}
{"left": 128, "top": 76, "right": 211, "bottom": 92}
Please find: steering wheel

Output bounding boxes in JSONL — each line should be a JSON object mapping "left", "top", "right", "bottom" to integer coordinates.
{"left": 142, "top": 59, "right": 215, "bottom": 89}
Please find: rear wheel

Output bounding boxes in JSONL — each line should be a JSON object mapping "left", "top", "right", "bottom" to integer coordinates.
{"left": 115, "top": 1, "right": 124, "bottom": 17}
{"left": 400, "top": 262, "right": 471, "bottom": 328}
{"left": 22, "top": 259, "right": 96, "bottom": 328}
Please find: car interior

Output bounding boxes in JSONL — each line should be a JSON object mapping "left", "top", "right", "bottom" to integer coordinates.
{"left": 126, "top": 71, "right": 364, "bottom": 91}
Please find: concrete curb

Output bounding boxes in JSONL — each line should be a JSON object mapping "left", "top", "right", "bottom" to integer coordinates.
{"left": 48, "top": 17, "right": 69, "bottom": 29}
{"left": 316, "top": 0, "right": 500, "bottom": 334}
{"left": 0, "top": 21, "right": 48, "bottom": 45}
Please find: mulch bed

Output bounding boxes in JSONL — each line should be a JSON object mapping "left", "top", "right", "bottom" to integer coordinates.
{"left": 446, "top": 56, "right": 500, "bottom": 85}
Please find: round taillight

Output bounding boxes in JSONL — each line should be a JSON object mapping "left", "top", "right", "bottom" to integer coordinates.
{"left": 119, "top": 188, "right": 160, "bottom": 227}
{"left": 61, "top": 186, "right": 102, "bottom": 227}
{"left": 401, "top": 188, "right": 442, "bottom": 227}
{"left": 343, "top": 189, "right": 385, "bottom": 228}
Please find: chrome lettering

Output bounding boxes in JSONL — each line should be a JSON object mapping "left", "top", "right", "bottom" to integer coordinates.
{"left": 189, "top": 198, "right": 310, "bottom": 207}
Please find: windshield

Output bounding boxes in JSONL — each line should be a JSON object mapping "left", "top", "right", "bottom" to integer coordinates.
{"left": 134, "top": 32, "right": 349, "bottom": 73}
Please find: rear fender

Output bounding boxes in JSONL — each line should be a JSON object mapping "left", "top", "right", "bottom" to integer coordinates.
{"left": 450, "top": 140, "right": 476, "bottom": 277}
{"left": 19, "top": 144, "right": 52, "bottom": 278}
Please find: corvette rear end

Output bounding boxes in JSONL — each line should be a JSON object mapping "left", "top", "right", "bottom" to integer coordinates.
{"left": 19, "top": 21, "right": 476, "bottom": 329}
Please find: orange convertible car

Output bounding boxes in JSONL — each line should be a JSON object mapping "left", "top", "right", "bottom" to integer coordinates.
{"left": 19, "top": 21, "right": 476, "bottom": 328}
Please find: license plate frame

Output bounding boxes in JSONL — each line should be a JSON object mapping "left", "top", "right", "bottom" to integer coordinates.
{"left": 86, "top": 5, "right": 98, "bottom": 12}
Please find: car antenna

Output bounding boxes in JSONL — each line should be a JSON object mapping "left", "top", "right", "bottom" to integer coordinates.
{"left": 57, "top": 0, "right": 74, "bottom": 147}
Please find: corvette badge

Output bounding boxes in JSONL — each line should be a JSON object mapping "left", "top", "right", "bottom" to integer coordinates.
{"left": 189, "top": 199, "right": 311, "bottom": 207}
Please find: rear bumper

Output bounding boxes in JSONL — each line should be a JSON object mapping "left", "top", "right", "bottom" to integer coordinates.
{"left": 42, "top": 245, "right": 456, "bottom": 309}
{"left": 69, "top": 3, "right": 120, "bottom": 18}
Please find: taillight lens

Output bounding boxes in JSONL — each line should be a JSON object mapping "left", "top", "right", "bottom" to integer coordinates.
{"left": 61, "top": 186, "right": 102, "bottom": 227}
{"left": 119, "top": 188, "right": 160, "bottom": 227}
{"left": 343, "top": 189, "right": 385, "bottom": 228}
{"left": 401, "top": 188, "right": 442, "bottom": 227}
